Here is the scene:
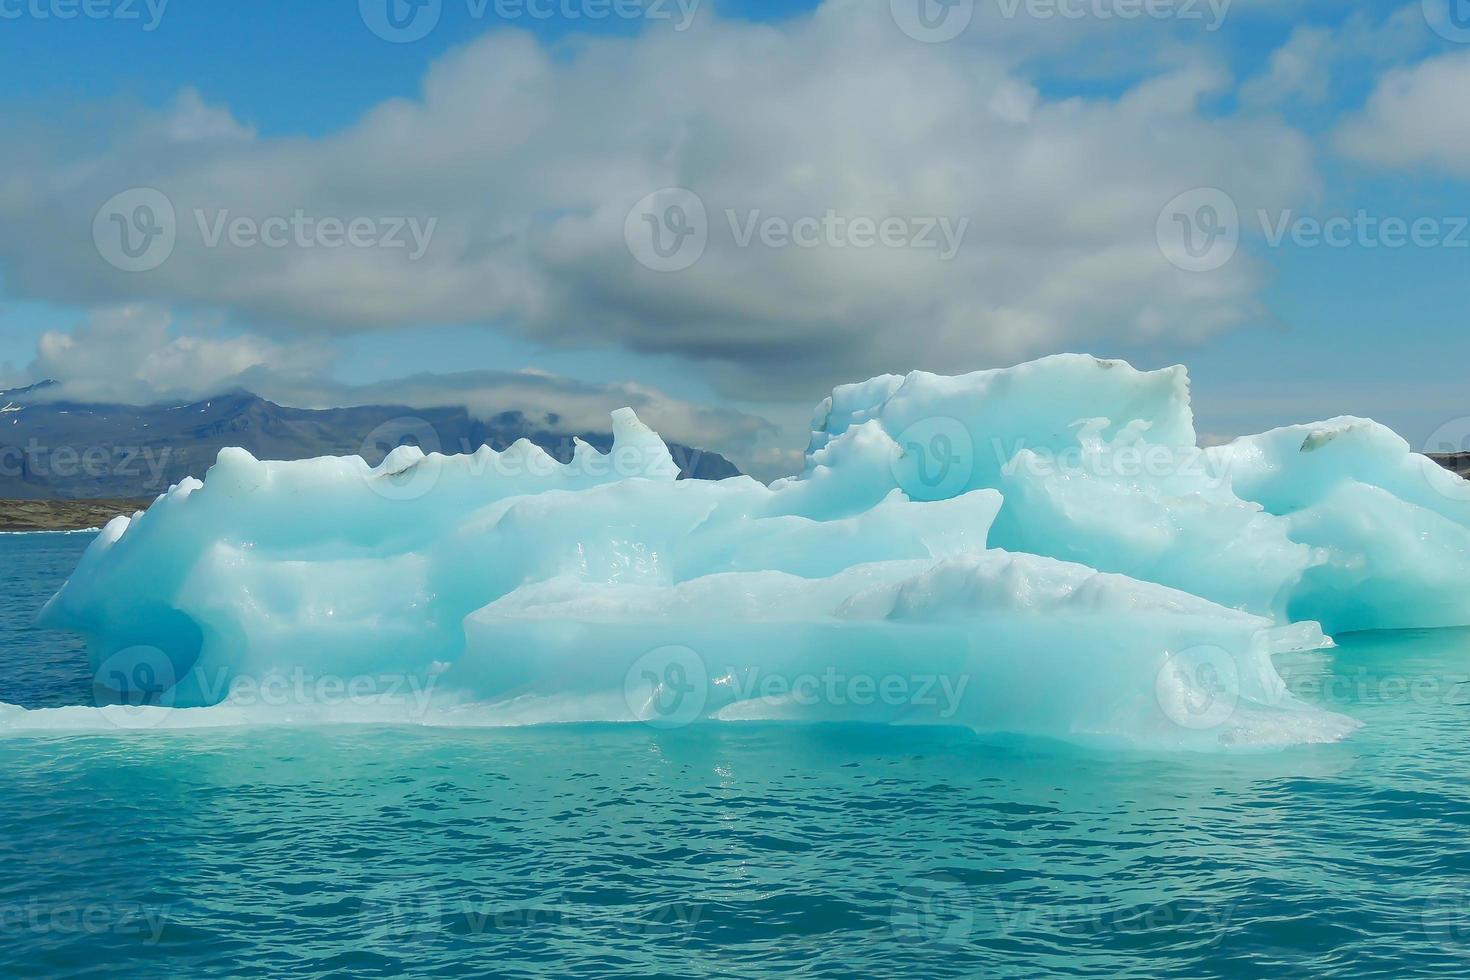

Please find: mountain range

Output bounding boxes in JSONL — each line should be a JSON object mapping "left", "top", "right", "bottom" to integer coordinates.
{"left": 0, "top": 382, "right": 740, "bottom": 499}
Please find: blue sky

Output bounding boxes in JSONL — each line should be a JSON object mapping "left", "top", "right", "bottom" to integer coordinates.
{"left": 0, "top": 0, "right": 1467, "bottom": 476}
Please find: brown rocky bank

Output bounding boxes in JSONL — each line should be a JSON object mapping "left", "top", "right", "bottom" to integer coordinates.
{"left": 0, "top": 498, "right": 150, "bottom": 533}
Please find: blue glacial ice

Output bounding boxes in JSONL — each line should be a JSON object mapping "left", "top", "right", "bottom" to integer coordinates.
{"left": 12, "top": 354, "right": 1470, "bottom": 748}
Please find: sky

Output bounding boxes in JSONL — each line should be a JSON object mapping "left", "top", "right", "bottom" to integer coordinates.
{"left": 0, "top": 0, "right": 1467, "bottom": 478}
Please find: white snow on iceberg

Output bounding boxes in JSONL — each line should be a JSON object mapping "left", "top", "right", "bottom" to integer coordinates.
{"left": 13, "top": 353, "right": 1468, "bottom": 748}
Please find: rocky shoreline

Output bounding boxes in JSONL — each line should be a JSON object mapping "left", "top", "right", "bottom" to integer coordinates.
{"left": 0, "top": 498, "right": 150, "bottom": 533}
{"left": 1432, "top": 453, "right": 1470, "bottom": 478}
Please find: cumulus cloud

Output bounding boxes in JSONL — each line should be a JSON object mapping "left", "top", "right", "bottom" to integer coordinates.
{"left": 1240, "top": 5, "right": 1427, "bottom": 108}
{"left": 0, "top": 2, "right": 1319, "bottom": 401}
{"left": 27, "top": 305, "right": 333, "bottom": 405}
{"left": 1239, "top": 26, "right": 1336, "bottom": 106}
{"left": 1337, "top": 50, "right": 1470, "bottom": 175}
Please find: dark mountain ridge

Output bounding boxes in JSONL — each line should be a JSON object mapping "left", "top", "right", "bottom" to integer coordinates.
{"left": 0, "top": 385, "right": 740, "bottom": 499}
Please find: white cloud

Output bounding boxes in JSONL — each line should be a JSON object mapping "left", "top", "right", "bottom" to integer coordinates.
{"left": 28, "top": 305, "right": 333, "bottom": 405}
{"left": 0, "top": 3, "right": 1319, "bottom": 401}
{"left": 1337, "top": 50, "right": 1470, "bottom": 175}
{"left": 1240, "top": 5, "right": 1429, "bottom": 109}
{"left": 1240, "top": 26, "right": 1336, "bottom": 106}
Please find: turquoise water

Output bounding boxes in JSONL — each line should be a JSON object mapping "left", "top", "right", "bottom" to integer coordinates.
{"left": 4, "top": 533, "right": 1470, "bottom": 977}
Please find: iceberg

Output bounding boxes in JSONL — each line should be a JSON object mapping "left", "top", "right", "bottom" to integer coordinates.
{"left": 13, "top": 354, "right": 1467, "bottom": 748}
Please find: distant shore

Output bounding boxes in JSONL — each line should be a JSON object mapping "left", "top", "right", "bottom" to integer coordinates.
{"left": 1434, "top": 453, "right": 1470, "bottom": 478}
{"left": 0, "top": 499, "right": 150, "bottom": 533}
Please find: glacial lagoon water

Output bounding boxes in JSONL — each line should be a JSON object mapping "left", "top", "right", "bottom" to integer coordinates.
{"left": 5, "top": 530, "right": 1470, "bottom": 978}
